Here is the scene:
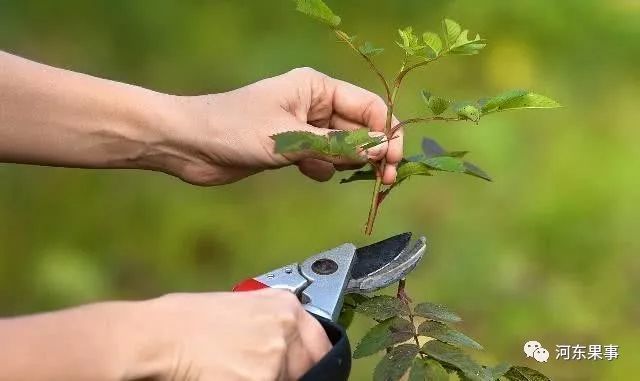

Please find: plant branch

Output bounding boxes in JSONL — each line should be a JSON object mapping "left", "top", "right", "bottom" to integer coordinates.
{"left": 391, "top": 116, "right": 462, "bottom": 134}
{"left": 362, "top": 58, "right": 411, "bottom": 235}
{"left": 396, "top": 280, "right": 426, "bottom": 360}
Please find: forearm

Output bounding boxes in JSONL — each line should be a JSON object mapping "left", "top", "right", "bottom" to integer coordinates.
{"left": 0, "top": 301, "right": 158, "bottom": 381}
{"left": 0, "top": 51, "right": 195, "bottom": 173}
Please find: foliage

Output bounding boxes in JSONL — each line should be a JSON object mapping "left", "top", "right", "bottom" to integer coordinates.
{"left": 276, "top": 0, "right": 560, "bottom": 236}
{"left": 343, "top": 295, "right": 551, "bottom": 381}
{"left": 281, "top": 1, "right": 560, "bottom": 379}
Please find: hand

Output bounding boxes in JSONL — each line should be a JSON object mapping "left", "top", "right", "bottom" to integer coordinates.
{"left": 160, "top": 67, "right": 403, "bottom": 185}
{"left": 125, "top": 289, "right": 331, "bottom": 381}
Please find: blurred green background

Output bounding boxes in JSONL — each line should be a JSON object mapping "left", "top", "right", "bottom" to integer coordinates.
{"left": 1, "top": 1, "right": 638, "bottom": 380}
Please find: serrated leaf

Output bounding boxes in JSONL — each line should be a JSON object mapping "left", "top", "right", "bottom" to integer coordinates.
{"left": 353, "top": 316, "right": 414, "bottom": 358}
{"left": 455, "top": 104, "right": 481, "bottom": 122}
{"left": 344, "top": 128, "right": 382, "bottom": 147}
{"left": 271, "top": 131, "right": 328, "bottom": 154}
{"left": 486, "top": 363, "right": 511, "bottom": 380}
{"left": 355, "top": 295, "right": 410, "bottom": 320}
{"left": 421, "top": 341, "right": 490, "bottom": 381}
{"left": 340, "top": 168, "right": 376, "bottom": 184}
{"left": 504, "top": 366, "right": 551, "bottom": 381}
{"left": 359, "top": 41, "right": 384, "bottom": 57}
{"left": 409, "top": 358, "right": 449, "bottom": 381}
{"left": 327, "top": 130, "right": 357, "bottom": 156}
{"left": 295, "top": 0, "right": 341, "bottom": 27}
{"left": 449, "top": 30, "right": 486, "bottom": 55}
{"left": 429, "top": 96, "right": 450, "bottom": 115}
{"left": 424, "top": 156, "right": 466, "bottom": 173}
{"left": 442, "top": 19, "right": 462, "bottom": 47}
{"left": 422, "top": 32, "right": 443, "bottom": 57}
{"left": 480, "top": 90, "right": 561, "bottom": 115}
{"left": 396, "top": 161, "right": 432, "bottom": 182}
{"left": 417, "top": 321, "right": 483, "bottom": 350}
{"left": 272, "top": 129, "right": 383, "bottom": 159}
{"left": 414, "top": 302, "right": 462, "bottom": 323}
{"left": 396, "top": 26, "right": 425, "bottom": 56}
{"left": 373, "top": 344, "right": 420, "bottom": 381}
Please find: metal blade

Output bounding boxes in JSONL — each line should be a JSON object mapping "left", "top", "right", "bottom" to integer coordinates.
{"left": 351, "top": 232, "right": 412, "bottom": 279}
{"left": 347, "top": 235, "right": 427, "bottom": 293}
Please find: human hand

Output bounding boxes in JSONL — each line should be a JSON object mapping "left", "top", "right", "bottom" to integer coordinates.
{"left": 123, "top": 289, "right": 331, "bottom": 381}
{"left": 159, "top": 67, "right": 403, "bottom": 185}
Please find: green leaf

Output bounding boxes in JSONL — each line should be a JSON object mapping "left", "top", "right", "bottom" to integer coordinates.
{"left": 353, "top": 316, "right": 414, "bottom": 358}
{"left": 396, "top": 161, "right": 432, "bottom": 182}
{"left": 463, "top": 161, "right": 492, "bottom": 181}
{"left": 338, "top": 307, "right": 355, "bottom": 329}
{"left": 442, "top": 19, "right": 462, "bottom": 47}
{"left": 480, "top": 90, "right": 562, "bottom": 115}
{"left": 359, "top": 41, "right": 384, "bottom": 57}
{"left": 421, "top": 91, "right": 449, "bottom": 115}
{"left": 414, "top": 302, "right": 461, "bottom": 323}
{"left": 421, "top": 138, "right": 492, "bottom": 181}
{"left": 295, "top": 0, "right": 341, "bottom": 27}
{"left": 344, "top": 128, "right": 380, "bottom": 147}
{"left": 396, "top": 26, "right": 425, "bottom": 56}
{"left": 327, "top": 130, "right": 357, "bottom": 156}
{"left": 271, "top": 131, "right": 327, "bottom": 154}
{"left": 355, "top": 295, "right": 410, "bottom": 320}
{"left": 340, "top": 168, "right": 376, "bottom": 183}
{"left": 421, "top": 341, "right": 489, "bottom": 381}
{"left": 504, "top": 366, "right": 551, "bottom": 381}
{"left": 373, "top": 344, "right": 420, "bottom": 381}
{"left": 429, "top": 97, "right": 450, "bottom": 115}
{"left": 424, "top": 156, "right": 466, "bottom": 173}
{"left": 422, "top": 32, "right": 443, "bottom": 57}
{"left": 486, "top": 363, "right": 512, "bottom": 380}
{"left": 343, "top": 293, "right": 370, "bottom": 307}
{"left": 449, "top": 30, "right": 486, "bottom": 55}
{"left": 455, "top": 104, "right": 481, "bottom": 122}
{"left": 272, "top": 129, "right": 382, "bottom": 159}
{"left": 417, "top": 321, "right": 483, "bottom": 350}
{"left": 409, "top": 358, "right": 449, "bottom": 381}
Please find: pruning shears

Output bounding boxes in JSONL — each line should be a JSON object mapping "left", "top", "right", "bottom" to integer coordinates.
{"left": 233, "top": 232, "right": 428, "bottom": 381}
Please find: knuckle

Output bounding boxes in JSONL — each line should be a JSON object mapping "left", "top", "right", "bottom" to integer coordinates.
{"left": 290, "top": 66, "right": 318, "bottom": 77}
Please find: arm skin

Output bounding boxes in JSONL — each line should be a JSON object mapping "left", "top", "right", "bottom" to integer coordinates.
{"left": 0, "top": 291, "right": 333, "bottom": 381}
{"left": 0, "top": 52, "right": 405, "bottom": 380}
{"left": 0, "top": 51, "right": 403, "bottom": 185}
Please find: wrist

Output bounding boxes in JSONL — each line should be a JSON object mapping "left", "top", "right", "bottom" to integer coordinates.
{"left": 132, "top": 92, "right": 225, "bottom": 182}
{"left": 114, "top": 298, "right": 173, "bottom": 380}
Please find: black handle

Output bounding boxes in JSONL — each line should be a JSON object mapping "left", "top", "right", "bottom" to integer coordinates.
{"left": 300, "top": 315, "right": 351, "bottom": 381}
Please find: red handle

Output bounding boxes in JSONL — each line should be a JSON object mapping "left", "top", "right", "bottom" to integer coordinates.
{"left": 232, "top": 278, "right": 269, "bottom": 292}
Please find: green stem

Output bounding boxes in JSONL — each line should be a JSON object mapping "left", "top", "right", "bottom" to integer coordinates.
{"left": 363, "top": 60, "right": 406, "bottom": 235}
{"left": 390, "top": 116, "right": 462, "bottom": 134}
{"left": 364, "top": 171, "right": 383, "bottom": 235}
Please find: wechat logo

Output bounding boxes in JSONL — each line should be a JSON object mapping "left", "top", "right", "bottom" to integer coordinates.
{"left": 524, "top": 340, "right": 550, "bottom": 363}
